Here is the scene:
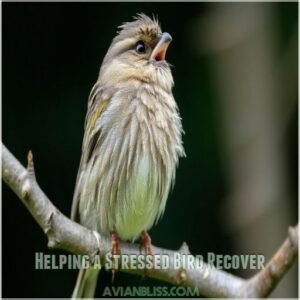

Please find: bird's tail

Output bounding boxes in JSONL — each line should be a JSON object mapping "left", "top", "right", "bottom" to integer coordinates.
{"left": 72, "top": 267, "right": 100, "bottom": 299}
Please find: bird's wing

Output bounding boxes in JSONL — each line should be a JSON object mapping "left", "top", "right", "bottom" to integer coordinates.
{"left": 71, "top": 83, "right": 115, "bottom": 222}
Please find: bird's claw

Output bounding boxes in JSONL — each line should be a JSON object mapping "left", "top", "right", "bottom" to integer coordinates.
{"left": 140, "top": 230, "right": 155, "bottom": 276}
{"left": 111, "top": 232, "right": 120, "bottom": 282}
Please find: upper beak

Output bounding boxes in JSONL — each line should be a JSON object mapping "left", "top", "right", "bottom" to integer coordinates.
{"left": 150, "top": 32, "right": 172, "bottom": 62}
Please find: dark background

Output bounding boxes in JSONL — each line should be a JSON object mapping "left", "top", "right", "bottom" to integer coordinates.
{"left": 2, "top": 2, "right": 298, "bottom": 298}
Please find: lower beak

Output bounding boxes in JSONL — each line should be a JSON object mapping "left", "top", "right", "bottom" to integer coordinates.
{"left": 150, "top": 32, "right": 172, "bottom": 62}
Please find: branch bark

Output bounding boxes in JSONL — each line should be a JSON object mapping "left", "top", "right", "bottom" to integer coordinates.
{"left": 1, "top": 142, "right": 298, "bottom": 297}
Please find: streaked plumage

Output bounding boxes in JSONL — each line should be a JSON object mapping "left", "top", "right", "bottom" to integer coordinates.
{"left": 71, "top": 14, "right": 184, "bottom": 298}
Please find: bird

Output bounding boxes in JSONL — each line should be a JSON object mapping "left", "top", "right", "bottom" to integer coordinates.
{"left": 71, "top": 13, "right": 185, "bottom": 298}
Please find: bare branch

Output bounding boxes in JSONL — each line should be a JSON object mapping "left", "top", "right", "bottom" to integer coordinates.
{"left": 244, "top": 224, "right": 299, "bottom": 297}
{"left": 1, "top": 142, "right": 298, "bottom": 297}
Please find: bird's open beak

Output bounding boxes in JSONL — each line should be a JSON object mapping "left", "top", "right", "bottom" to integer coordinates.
{"left": 150, "top": 32, "right": 172, "bottom": 62}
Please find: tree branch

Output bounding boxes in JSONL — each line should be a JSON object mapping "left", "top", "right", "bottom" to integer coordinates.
{"left": 1, "top": 142, "right": 298, "bottom": 297}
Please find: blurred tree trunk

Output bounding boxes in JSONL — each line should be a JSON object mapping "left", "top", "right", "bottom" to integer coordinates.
{"left": 196, "top": 3, "right": 297, "bottom": 297}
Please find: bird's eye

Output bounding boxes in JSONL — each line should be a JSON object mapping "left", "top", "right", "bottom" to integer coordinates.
{"left": 135, "top": 41, "right": 146, "bottom": 54}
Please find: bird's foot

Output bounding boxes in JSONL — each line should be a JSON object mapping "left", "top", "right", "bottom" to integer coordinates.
{"left": 140, "top": 230, "right": 155, "bottom": 275}
{"left": 140, "top": 230, "right": 153, "bottom": 256}
{"left": 111, "top": 232, "right": 120, "bottom": 282}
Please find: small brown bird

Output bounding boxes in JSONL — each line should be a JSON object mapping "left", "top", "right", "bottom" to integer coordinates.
{"left": 71, "top": 14, "right": 185, "bottom": 298}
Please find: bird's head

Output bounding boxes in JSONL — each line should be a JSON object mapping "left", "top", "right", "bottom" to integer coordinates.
{"left": 99, "top": 14, "right": 174, "bottom": 93}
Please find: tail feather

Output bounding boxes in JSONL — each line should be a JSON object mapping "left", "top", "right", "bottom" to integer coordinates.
{"left": 72, "top": 267, "right": 100, "bottom": 299}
